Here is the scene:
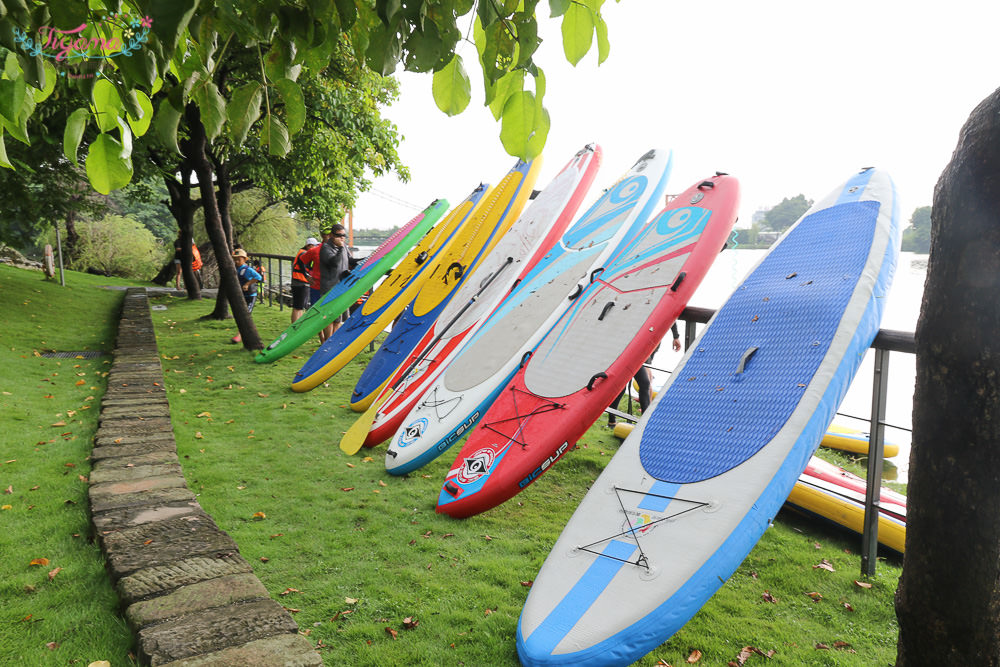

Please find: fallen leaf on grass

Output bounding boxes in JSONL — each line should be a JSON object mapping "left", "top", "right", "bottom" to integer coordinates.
{"left": 378, "top": 480, "right": 387, "bottom": 487}
{"left": 194, "top": 432, "right": 204, "bottom": 439}
{"left": 842, "top": 601, "right": 854, "bottom": 612}
{"left": 729, "top": 646, "right": 773, "bottom": 666}
{"left": 48, "top": 567, "right": 61, "bottom": 581}
{"left": 813, "top": 559, "right": 835, "bottom": 572}
{"left": 815, "top": 643, "right": 829, "bottom": 650}
{"left": 402, "top": 616, "right": 418, "bottom": 629}
{"left": 362, "top": 456, "right": 374, "bottom": 463}
{"left": 259, "top": 557, "right": 269, "bottom": 562}
{"left": 1, "top": 505, "right": 11, "bottom": 510}
{"left": 46, "top": 642, "right": 58, "bottom": 650}
{"left": 284, "top": 607, "right": 301, "bottom": 613}
{"left": 252, "top": 512, "right": 267, "bottom": 520}
{"left": 385, "top": 627, "right": 398, "bottom": 640}
{"left": 270, "top": 533, "right": 284, "bottom": 539}
{"left": 51, "top": 421, "right": 66, "bottom": 427}
{"left": 29, "top": 558, "right": 49, "bottom": 566}
{"left": 331, "top": 610, "right": 353, "bottom": 621}
{"left": 279, "top": 588, "right": 301, "bottom": 597}
{"left": 196, "top": 412, "right": 211, "bottom": 418}
{"left": 805, "top": 591, "right": 823, "bottom": 602}
{"left": 687, "top": 648, "right": 702, "bottom": 662}
{"left": 520, "top": 581, "right": 533, "bottom": 587}
{"left": 484, "top": 608, "right": 493, "bottom": 616}
{"left": 257, "top": 392, "right": 269, "bottom": 398}
{"left": 854, "top": 580, "right": 873, "bottom": 589}
{"left": 88, "top": 661, "right": 112, "bottom": 667}
{"left": 832, "top": 640, "right": 855, "bottom": 652}
{"left": 341, "top": 487, "right": 354, "bottom": 492}
{"left": 4, "top": 485, "right": 12, "bottom": 494}
{"left": 761, "top": 591, "right": 778, "bottom": 603}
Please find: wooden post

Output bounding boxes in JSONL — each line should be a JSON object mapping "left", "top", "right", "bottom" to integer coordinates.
{"left": 860, "top": 347, "right": 889, "bottom": 576}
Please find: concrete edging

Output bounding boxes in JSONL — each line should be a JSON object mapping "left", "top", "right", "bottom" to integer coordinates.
{"left": 90, "top": 288, "right": 321, "bottom": 666}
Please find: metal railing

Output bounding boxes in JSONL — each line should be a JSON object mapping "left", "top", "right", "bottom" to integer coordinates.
{"left": 247, "top": 252, "right": 293, "bottom": 310}
{"left": 678, "top": 306, "right": 914, "bottom": 576}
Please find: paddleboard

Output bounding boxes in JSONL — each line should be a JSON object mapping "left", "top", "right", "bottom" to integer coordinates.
{"left": 614, "top": 421, "right": 901, "bottom": 459}
{"left": 821, "top": 423, "right": 900, "bottom": 457}
{"left": 347, "top": 158, "right": 542, "bottom": 411}
{"left": 256, "top": 200, "right": 449, "bottom": 363}
{"left": 358, "top": 145, "right": 603, "bottom": 450}
{"left": 789, "top": 458, "right": 906, "bottom": 553}
{"left": 437, "top": 173, "right": 740, "bottom": 518}
{"left": 515, "top": 167, "right": 901, "bottom": 667}
{"left": 384, "top": 149, "right": 673, "bottom": 476}
{"left": 291, "top": 185, "right": 490, "bottom": 392}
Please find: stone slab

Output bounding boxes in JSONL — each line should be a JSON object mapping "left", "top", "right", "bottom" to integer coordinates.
{"left": 118, "top": 554, "right": 254, "bottom": 605}
{"left": 158, "top": 634, "right": 322, "bottom": 667}
{"left": 126, "top": 573, "right": 269, "bottom": 627}
{"left": 89, "top": 476, "right": 189, "bottom": 508}
{"left": 96, "top": 416, "right": 174, "bottom": 435}
{"left": 101, "top": 396, "right": 171, "bottom": 409}
{"left": 92, "top": 448, "right": 178, "bottom": 466}
{"left": 137, "top": 599, "right": 299, "bottom": 665}
{"left": 93, "top": 499, "right": 205, "bottom": 533}
{"left": 103, "top": 515, "right": 239, "bottom": 580}
{"left": 90, "top": 463, "right": 185, "bottom": 485}
{"left": 101, "top": 404, "right": 172, "bottom": 420}
{"left": 94, "top": 432, "right": 176, "bottom": 448}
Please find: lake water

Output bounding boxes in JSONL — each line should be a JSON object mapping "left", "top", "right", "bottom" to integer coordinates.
{"left": 644, "top": 249, "right": 926, "bottom": 482}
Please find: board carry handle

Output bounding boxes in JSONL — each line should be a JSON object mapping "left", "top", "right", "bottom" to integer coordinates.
{"left": 590, "top": 267, "right": 604, "bottom": 283}
{"left": 586, "top": 372, "right": 608, "bottom": 391}
{"left": 698, "top": 180, "right": 715, "bottom": 189}
{"left": 670, "top": 271, "right": 686, "bottom": 292}
{"left": 598, "top": 302, "right": 615, "bottom": 321}
{"left": 567, "top": 283, "right": 584, "bottom": 300}
{"left": 414, "top": 251, "right": 429, "bottom": 265}
{"left": 519, "top": 350, "right": 533, "bottom": 368}
{"left": 735, "top": 346, "right": 759, "bottom": 375}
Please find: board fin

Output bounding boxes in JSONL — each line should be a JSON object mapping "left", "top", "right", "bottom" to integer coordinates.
{"left": 340, "top": 388, "right": 394, "bottom": 455}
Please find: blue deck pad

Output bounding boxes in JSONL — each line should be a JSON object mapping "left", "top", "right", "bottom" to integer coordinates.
{"left": 639, "top": 200, "right": 880, "bottom": 483}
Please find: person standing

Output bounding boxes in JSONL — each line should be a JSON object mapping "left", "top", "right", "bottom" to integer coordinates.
{"left": 318, "top": 224, "right": 353, "bottom": 341}
{"left": 290, "top": 237, "right": 320, "bottom": 323}
{"left": 233, "top": 249, "right": 262, "bottom": 312}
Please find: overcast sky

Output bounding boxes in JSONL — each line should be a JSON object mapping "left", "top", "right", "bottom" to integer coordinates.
{"left": 349, "top": 0, "right": 1000, "bottom": 231}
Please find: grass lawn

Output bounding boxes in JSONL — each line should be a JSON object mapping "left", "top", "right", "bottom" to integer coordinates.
{"left": 0, "top": 264, "right": 903, "bottom": 666}
{"left": 151, "top": 291, "right": 903, "bottom": 666}
{"left": 0, "top": 265, "right": 141, "bottom": 665}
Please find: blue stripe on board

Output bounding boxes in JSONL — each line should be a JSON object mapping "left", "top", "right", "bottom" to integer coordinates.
{"left": 637, "top": 480, "right": 680, "bottom": 512}
{"left": 526, "top": 540, "right": 637, "bottom": 656}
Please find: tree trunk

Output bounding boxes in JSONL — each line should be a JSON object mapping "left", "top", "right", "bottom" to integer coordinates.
{"left": 209, "top": 152, "right": 234, "bottom": 319}
{"left": 184, "top": 104, "right": 263, "bottom": 350}
{"left": 895, "top": 87, "right": 1000, "bottom": 664}
{"left": 165, "top": 164, "right": 201, "bottom": 300}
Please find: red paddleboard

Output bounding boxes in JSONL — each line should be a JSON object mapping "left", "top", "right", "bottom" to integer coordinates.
{"left": 437, "top": 174, "right": 740, "bottom": 518}
{"left": 362, "top": 146, "right": 603, "bottom": 448}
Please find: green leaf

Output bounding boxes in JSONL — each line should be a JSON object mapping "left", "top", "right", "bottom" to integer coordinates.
{"left": 487, "top": 68, "right": 524, "bottom": 121}
{"left": 226, "top": 81, "right": 263, "bottom": 147}
{"left": 432, "top": 53, "right": 470, "bottom": 116}
{"left": 33, "top": 61, "right": 57, "bottom": 103}
{"left": 334, "top": 0, "right": 357, "bottom": 29}
{"left": 154, "top": 97, "right": 182, "bottom": 155}
{"left": 127, "top": 90, "right": 153, "bottom": 137}
{"left": 561, "top": 2, "right": 594, "bottom": 66}
{"left": 274, "top": 78, "right": 305, "bottom": 135}
{"left": 193, "top": 81, "right": 226, "bottom": 141}
{"left": 0, "top": 130, "right": 12, "bottom": 170}
{"left": 16, "top": 53, "right": 45, "bottom": 91}
{"left": 594, "top": 13, "right": 609, "bottom": 64}
{"left": 149, "top": 0, "right": 200, "bottom": 68}
{"left": 499, "top": 90, "right": 548, "bottom": 160}
{"left": 0, "top": 78, "right": 25, "bottom": 125}
{"left": 91, "top": 77, "right": 123, "bottom": 133}
{"left": 549, "top": 0, "right": 571, "bottom": 18}
{"left": 116, "top": 47, "right": 158, "bottom": 92}
{"left": 262, "top": 115, "right": 290, "bottom": 157}
{"left": 63, "top": 107, "right": 89, "bottom": 166}
{"left": 365, "top": 24, "right": 404, "bottom": 76}
{"left": 117, "top": 116, "right": 133, "bottom": 160}
{"left": 85, "top": 132, "right": 133, "bottom": 194}
{"left": 47, "top": 0, "right": 89, "bottom": 27}
{"left": 513, "top": 12, "right": 540, "bottom": 68}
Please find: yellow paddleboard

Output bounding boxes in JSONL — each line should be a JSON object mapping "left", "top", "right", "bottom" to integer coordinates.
{"left": 291, "top": 186, "right": 492, "bottom": 392}
{"left": 346, "top": 158, "right": 542, "bottom": 410}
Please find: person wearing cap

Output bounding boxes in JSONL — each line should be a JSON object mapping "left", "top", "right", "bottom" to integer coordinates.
{"left": 233, "top": 248, "right": 263, "bottom": 312}
{"left": 290, "top": 237, "right": 320, "bottom": 323}
{"left": 318, "top": 223, "right": 354, "bottom": 340}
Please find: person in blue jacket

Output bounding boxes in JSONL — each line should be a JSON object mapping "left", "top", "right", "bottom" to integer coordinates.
{"left": 233, "top": 248, "right": 263, "bottom": 312}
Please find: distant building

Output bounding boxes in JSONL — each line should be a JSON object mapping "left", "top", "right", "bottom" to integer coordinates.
{"left": 751, "top": 208, "right": 769, "bottom": 224}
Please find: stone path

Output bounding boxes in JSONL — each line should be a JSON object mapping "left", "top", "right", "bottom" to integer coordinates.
{"left": 90, "top": 288, "right": 321, "bottom": 666}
